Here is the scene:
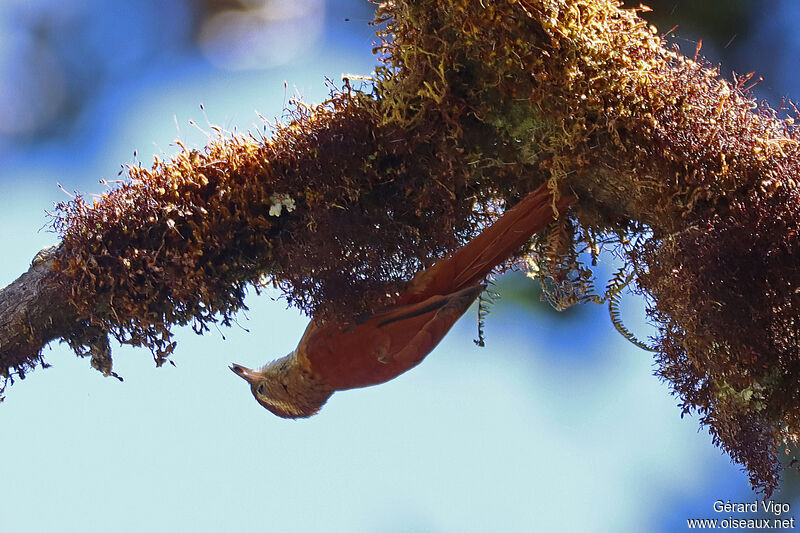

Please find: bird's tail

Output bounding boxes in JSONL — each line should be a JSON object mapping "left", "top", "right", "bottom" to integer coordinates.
{"left": 401, "top": 183, "right": 572, "bottom": 303}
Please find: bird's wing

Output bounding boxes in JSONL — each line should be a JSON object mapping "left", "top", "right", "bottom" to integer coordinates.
{"left": 385, "top": 284, "right": 484, "bottom": 366}
{"left": 303, "top": 285, "right": 483, "bottom": 390}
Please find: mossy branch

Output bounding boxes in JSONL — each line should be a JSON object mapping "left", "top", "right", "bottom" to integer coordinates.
{"left": 1, "top": 0, "right": 798, "bottom": 495}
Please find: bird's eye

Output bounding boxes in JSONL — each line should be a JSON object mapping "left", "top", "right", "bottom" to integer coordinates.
{"left": 256, "top": 384, "right": 265, "bottom": 395}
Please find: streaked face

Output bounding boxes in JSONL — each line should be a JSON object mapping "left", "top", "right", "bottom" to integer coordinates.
{"left": 229, "top": 360, "right": 318, "bottom": 419}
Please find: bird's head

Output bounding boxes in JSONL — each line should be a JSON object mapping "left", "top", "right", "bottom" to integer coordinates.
{"left": 230, "top": 352, "right": 333, "bottom": 419}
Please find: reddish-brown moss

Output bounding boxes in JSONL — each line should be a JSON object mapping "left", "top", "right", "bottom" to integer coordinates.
{"left": 40, "top": 0, "right": 800, "bottom": 494}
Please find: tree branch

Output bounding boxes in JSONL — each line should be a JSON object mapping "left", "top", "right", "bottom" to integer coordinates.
{"left": 0, "top": 245, "right": 76, "bottom": 387}
{"left": 1, "top": 0, "right": 798, "bottom": 495}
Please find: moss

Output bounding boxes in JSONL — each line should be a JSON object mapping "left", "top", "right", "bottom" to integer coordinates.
{"left": 44, "top": 0, "right": 800, "bottom": 495}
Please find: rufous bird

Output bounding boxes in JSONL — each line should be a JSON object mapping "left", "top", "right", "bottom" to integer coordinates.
{"left": 231, "top": 183, "right": 570, "bottom": 418}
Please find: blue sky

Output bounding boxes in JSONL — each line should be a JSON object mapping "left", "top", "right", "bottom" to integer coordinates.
{"left": 1, "top": 2, "right": 798, "bottom": 532}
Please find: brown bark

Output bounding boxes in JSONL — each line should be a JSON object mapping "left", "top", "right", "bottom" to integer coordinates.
{"left": 0, "top": 245, "right": 78, "bottom": 385}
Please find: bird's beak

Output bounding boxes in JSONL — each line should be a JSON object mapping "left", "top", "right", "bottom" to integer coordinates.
{"left": 229, "top": 363, "right": 261, "bottom": 384}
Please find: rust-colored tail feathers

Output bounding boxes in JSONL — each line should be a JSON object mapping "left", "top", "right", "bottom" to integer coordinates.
{"left": 400, "top": 183, "right": 571, "bottom": 305}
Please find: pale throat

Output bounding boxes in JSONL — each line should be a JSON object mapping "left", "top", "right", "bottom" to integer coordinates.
{"left": 253, "top": 350, "right": 334, "bottom": 418}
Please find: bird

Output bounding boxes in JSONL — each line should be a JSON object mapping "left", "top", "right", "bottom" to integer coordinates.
{"left": 230, "top": 183, "right": 571, "bottom": 418}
